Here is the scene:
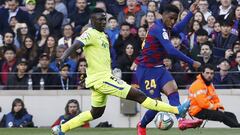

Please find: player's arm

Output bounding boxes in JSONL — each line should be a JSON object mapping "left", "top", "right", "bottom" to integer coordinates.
{"left": 172, "top": 0, "right": 199, "bottom": 34}
{"left": 61, "top": 30, "right": 91, "bottom": 61}
{"left": 61, "top": 40, "right": 83, "bottom": 61}
{"left": 151, "top": 26, "right": 200, "bottom": 68}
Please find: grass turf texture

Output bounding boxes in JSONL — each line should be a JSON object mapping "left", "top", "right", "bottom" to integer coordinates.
{"left": 0, "top": 128, "right": 239, "bottom": 135}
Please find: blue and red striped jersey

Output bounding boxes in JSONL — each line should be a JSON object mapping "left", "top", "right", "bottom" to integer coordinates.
{"left": 135, "top": 19, "right": 194, "bottom": 68}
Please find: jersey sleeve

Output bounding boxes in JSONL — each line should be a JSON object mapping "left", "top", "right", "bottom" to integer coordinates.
{"left": 75, "top": 29, "right": 93, "bottom": 47}
{"left": 150, "top": 24, "right": 194, "bottom": 65}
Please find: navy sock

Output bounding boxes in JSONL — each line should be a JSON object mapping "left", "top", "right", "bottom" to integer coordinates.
{"left": 167, "top": 92, "right": 181, "bottom": 119}
{"left": 140, "top": 110, "right": 158, "bottom": 128}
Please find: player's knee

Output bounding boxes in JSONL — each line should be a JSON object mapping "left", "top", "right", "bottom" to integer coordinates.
{"left": 90, "top": 107, "right": 105, "bottom": 119}
{"left": 126, "top": 88, "right": 147, "bottom": 103}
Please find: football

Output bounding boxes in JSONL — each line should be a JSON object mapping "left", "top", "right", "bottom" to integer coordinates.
{"left": 154, "top": 112, "right": 174, "bottom": 130}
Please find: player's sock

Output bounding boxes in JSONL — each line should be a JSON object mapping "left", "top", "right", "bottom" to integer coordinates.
{"left": 167, "top": 92, "right": 181, "bottom": 119}
{"left": 140, "top": 110, "right": 158, "bottom": 127}
{"left": 141, "top": 97, "right": 179, "bottom": 114}
{"left": 61, "top": 111, "right": 93, "bottom": 133}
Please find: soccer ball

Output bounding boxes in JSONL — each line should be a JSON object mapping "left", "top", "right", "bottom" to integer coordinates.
{"left": 154, "top": 112, "right": 174, "bottom": 130}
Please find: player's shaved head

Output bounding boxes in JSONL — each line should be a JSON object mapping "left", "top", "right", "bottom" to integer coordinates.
{"left": 161, "top": 4, "right": 179, "bottom": 14}
{"left": 90, "top": 8, "right": 106, "bottom": 32}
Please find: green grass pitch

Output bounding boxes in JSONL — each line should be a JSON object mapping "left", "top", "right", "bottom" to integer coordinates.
{"left": 0, "top": 128, "right": 240, "bottom": 135}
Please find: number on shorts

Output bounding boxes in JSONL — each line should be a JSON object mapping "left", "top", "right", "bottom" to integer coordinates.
{"left": 145, "top": 79, "right": 156, "bottom": 90}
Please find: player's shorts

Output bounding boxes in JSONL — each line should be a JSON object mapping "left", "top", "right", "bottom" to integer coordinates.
{"left": 136, "top": 65, "right": 174, "bottom": 98}
{"left": 90, "top": 76, "right": 131, "bottom": 107}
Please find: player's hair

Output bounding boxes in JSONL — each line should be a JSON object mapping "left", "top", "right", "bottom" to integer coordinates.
{"left": 202, "top": 64, "right": 215, "bottom": 72}
{"left": 161, "top": 4, "right": 179, "bottom": 14}
{"left": 91, "top": 8, "right": 105, "bottom": 15}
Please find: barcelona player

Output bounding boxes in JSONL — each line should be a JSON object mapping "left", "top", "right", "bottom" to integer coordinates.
{"left": 135, "top": 2, "right": 203, "bottom": 135}
{"left": 51, "top": 8, "right": 191, "bottom": 135}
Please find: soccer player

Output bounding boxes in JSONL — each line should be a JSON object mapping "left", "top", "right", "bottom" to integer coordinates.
{"left": 51, "top": 8, "right": 190, "bottom": 135}
{"left": 135, "top": 2, "right": 203, "bottom": 135}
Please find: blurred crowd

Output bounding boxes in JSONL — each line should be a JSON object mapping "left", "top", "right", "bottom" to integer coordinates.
{"left": 0, "top": 0, "right": 240, "bottom": 90}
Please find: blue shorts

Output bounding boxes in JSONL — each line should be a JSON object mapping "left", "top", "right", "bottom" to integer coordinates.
{"left": 136, "top": 66, "right": 174, "bottom": 98}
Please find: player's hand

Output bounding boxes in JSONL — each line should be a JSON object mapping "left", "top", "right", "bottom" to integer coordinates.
{"left": 192, "top": 61, "right": 201, "bottom": 69}
{"left": 190, "top": 0, "right": 199, "bottom": 14}
{"left": 130, "top": 62, "right": 138, "bottom": 71}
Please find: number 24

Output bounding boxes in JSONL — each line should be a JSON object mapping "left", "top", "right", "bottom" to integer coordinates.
{"left": 145, "top": 79, "right": 156, "bottom": 90}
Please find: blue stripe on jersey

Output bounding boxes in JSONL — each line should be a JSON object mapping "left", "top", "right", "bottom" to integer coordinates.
{"left": 103, "top": 82, "right": 124, "bottom": 90}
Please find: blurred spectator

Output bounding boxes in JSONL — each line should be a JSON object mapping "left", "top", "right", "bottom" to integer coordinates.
{"left": 17, "top": 35, "right": 38, "bottom": 70}
{"left": 34, "top": 15, "right": 48, "bottom": 37}
{"left": 6, "top": 58, "right": 29, "bottom": 90}
{"left": 170, "top": 35, "right": 189, "bottom": 57}
{"left": 188, "top": 20, "right": 202, "bottom": 51}
{"left": 232, "top": 5, "right": 240, "bottom": 36}
{"left": 117, "top": 43, "right": 137, "bottom": 84}
{"left": 213, "top": 58, "right": 233, "bottom": 89}
{"left": 9, "top": 16, "right": 18, "bottom": 33}
{"left": 69, "top": 0, "right": 90, "bottom": 30}
{"left": 55, "top": 63, "right": 76, "bottom": 90}
{"left": 36, "top": 24, "right": 51, "bottom": 56}
{"left": 203, "top": 15, "right": 216, "bottom": 35}
{"left": 214, "top": 20, "right": 238, "bottom": 49}
{"left": 0, "top": 46, "right": 17, "bottom": 86}
{"left": 24, "top": 0, "right": 37, "bottom": 23}
{"left": 105, "top": 0, "right": 126, "bottom": 17}
{"left": 139, "top": 0, "right": 148, "bottom": 14}
{"left": 190, "top": 28, "right": 208, "bottom": 60}
{"left": 114, "top": 22, "right": 141, "bottom": 58}
{"left": 41, "top": 0, "right": 64, "bottom": 38}
{"left": 58, "top": 24, "right": 74, "bottom": 49}
{"left": 198, "top": 42, "right": 218, "bottom": 69}
{"left": 210, "top": 21, "right": 221, "bottom": 40}
{"left": 212, "top": 0, "right": 235, "bottom": 21}
{"left": 0, "top": 30, "right": 16, "bottom": 59}
{"left": 15, "top": 22, "right": 29, "bottom": 48}
{"left": 140, "top": 11, "right": 156, "bottom": 29}
{"left": 137, "top": 26, "right": 147, "bottom": 43}
{"left": 51, "top": 99, "right": 89, "bottom": 128}
{"left": 125, "top": 13, "right": 137, "bottom": 35}
{"left": 171, "top": 0, "right": 184, "bottom": 12}
{"left": 75, "top": 58, "right": 87, "bottom": 89}
{"left": 44, "top": 35, "right": 57, "bottom": 61}
{"left": 49, "top": 45, "right": 77, "bottom": 73}
{"left": 230, "top": 50, "right": 240, "bottom": 88}
{"left": 193, "top": 11, "right": 207, "bottom": 26}
{"left": 146, "top": 1, "right": 161, "bottom": 19}
{"left": 118, "top": 0, "right": 145, "bottom": 27}
{"left": 105, "top": 17, "right": 120, "bottom": 46}
{"left": 55, "top": 0, "right": 68, "bottom": 25}
{"left": 32, "top": 53, "right": 57, "bottom": 90}
{"left": 198, "top": 0, "right": 212, "bottom": 21}
{"left": 0, "top": 0, "right": 32, "bottom": 35}
{"left": 0, "top": 98, "right": 34, "bottom": 127}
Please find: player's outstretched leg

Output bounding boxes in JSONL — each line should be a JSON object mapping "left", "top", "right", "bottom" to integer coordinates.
{"left": 126, "top": 88, "right": 190, "bottom": 117}
{"left": 52, "top": 107, "right": 105, "bottom": 135}
{"left": 162, "top": 81, "right": 203, "bottom": 130}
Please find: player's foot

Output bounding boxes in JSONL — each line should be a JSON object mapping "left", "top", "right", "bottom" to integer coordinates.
{"left": 137, "top": 122, "right": 146, "bottom": 135}
{"left": 177, "top": 100, "right": 190, "bottom": 118}
{"left": 178, "top": 118, "right": 203, "bottom": 130}
{"left": 51, "top": 125, "right": 65, "bottom": 135}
